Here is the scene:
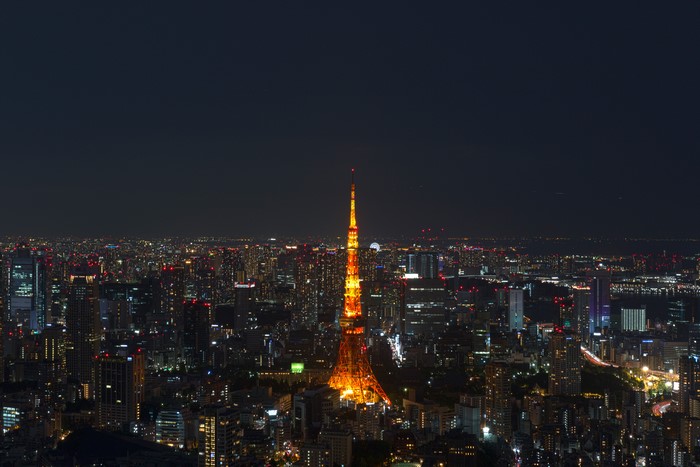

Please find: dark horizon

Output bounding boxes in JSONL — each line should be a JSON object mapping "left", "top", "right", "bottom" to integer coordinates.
{"left": 1, "top": 2, "right": 698, "bottom": 238}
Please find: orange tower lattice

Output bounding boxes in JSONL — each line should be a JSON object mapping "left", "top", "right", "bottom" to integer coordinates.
{"left": 328, "top": 170, "right": 390, "bottom": 405}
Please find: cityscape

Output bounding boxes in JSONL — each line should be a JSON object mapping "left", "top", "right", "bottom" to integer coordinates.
{"left": 1, "top": 173, "right": 700, "bottom": 466}
{"left": 2, "top": 2, "right": 699, "bottom": 466}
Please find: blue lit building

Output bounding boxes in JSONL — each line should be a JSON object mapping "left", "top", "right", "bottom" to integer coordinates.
{"left": 588, "top": 275, "right": 611, "bottom": 336}
{"left": 8, "top": 245, "right": 50, "bottom": 331}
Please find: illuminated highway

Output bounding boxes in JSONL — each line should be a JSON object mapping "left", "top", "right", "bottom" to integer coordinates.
{"left": 652, "top": 400, "right": 672, "bottom": 416}
{"left": 388, "top": 334, "right": 403, "bottom": 367}
{"left": 580, "top": 346, "right": 618, "bottom": 368}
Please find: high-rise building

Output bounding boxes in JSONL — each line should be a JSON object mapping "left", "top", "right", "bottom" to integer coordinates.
{"left": 65, "top": 273, "right": 101, "bottom": 399}
{"left": 41, "top": 325, "right": 66, "bottom": 401}
{"left": 406, "top": 252, "right": 439, "bottom": 279}
{"left": 589, "top": 275, "right": 611, "bottom": 335}
{"left": 678, "top": 356, "right": 700, "bottom": 415}
{"left": 196, "top": 267, "right": 217, "bottom": 304}
{"left": 485, "top": 361, "right": 511, "bottom": 440}
{"left": 404, "top": 277, "right": 446, "bottom": 336}
{"left": 328, "top": 171, "right": 390, "bottom": 405}
{"left": 548, "top": 329, "right": 582, "bottom": 396}
{"left": 669, "top": 299, "right": 686, "bottom": 322}
{"left": 8, "top": 246, "right": 34, "bottom": 324}
{"left": 159, "top": 265, "right": 185, "bottom": 326}
{"left": 219, "top": 248, "right": 244, "bottom": 301}
{"left": 183, "top": 300, "right": 210, "bottom": 367}
{"left": 508, "top": 288, "right": 524, "bottom": 331}
{"left": 198, "top": 406, "right": 240, "bottom": 467}
{"left": 318, "top": 428, "right": 353, "bottom": 467}
{"left": 294, "top": 245, "right": 318, "bottom": 327}
{"left": 556, "top": 296, "right": 574, "bottom": 330}
{"left": 621, "top": 307, "right": 646, "bottom": 332}
{"left": 156, "top": 409, "right": 186, "bottom": 449}
{"left": 234, "top": 283, "right": 255, "bottom": 331}
{"left": 293, "top": 384, "right": 340, "bottom": 441}
{"left": 95, "top": 352, "right": 145, "bottom": 430}
{"left": 572, "top": 285, "right": 590, "bottom": 341}
{"left": 7, "top": 245, "right": 50, "bottom": 331}
{"left": 318, "top": 249, "right": 344, "bottom": 316}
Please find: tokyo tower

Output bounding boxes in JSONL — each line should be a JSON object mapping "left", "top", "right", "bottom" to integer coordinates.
{"left": 328, "top": 170, "right": 390, "bottom": 406}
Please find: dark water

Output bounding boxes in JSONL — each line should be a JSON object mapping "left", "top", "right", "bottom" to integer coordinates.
{"left": 615, "top": 295, "right": 700, "bottom": 323}
{"left": 525, "top": 294, "right": 700, "bottom": 324}
{"left": 435, "top": 238, "right": 700, "bottom": 256}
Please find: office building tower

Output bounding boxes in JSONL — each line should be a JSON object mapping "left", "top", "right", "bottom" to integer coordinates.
{"left": 98, "top": 298, "right": 131, "bottom": 331}
{"left": 509, "top": 288, "right": 524, "bottom": 331}
{"left": 95, "top": 352, "right": 145, "bottom": 430}
{"left": 33, "top": 251, "right": 51, "bottom": 330}
{"left": 293, "top": 385, "right": 340, "bottom": 441}
{"left": 219, "top": 248, "right": 244, "bottom": 301}
{"left": 199, "top": 406, "right": 240, "bottom": 467}
{"left": 65, "top": 273, "right": 101, "bottom": 399}
{"left": 406, "top": 252, "right": 439, "bottom": 279}
{"left": 49, "top": 275, "right": 62, "bottom": 323}
{"left": 328, "top": 171, "right": 390, "bottom": 405}
{"left": 318, "top": 249, "right": 344, "bottom": 316}
{"left": 318, "top": 428, "right": 353, "bottom": 467}
{"left": 572, "top": 285, "right": 590, "bottom": 341}
{"left": 183, "top": 257, "right": 198, "bottom": 298}
{"left": 196, "top": 267, "right": 217, "bottom": 304}
{"left": 183, "top": 300, "right": 210, "bottom": 367}
{"left": 156, "top": 409, "right": 186, "bottom": 449}
{"left": 621, "top": 307, "right": 646, "bottom": 332}
{"left": 8, "top": 246, "right": 34, "bottom": 324}
{"left": 485, "top": 360, "right": 512, "bottom": 440}
{"left": 690, "top": 324, "right": 700, "bottom": 358}
{"left": 669, "top": 299, "right": 686, "bottom": 322}
{"left": 8, "top": 245, "right": 50, "bottom": 331}
{"left": 556, "top": 296, "right": 574, "bottom": 330}
{"left": 234, "top": 283, "right": 255, "bottom": 330}
{"left": 159, "top": 265, "right": 185, "bottom": 326}
{"left": 294, "top": 245, "right": 318, "bottom": 327}
{"left": 404, "top": 277, "right": 446, "bottom": 336}
{"left": 41, "top": 325, "right": 66, "bottom": 400}
{"left": 548, "top": 329, "right": 582, "bottom": 396}
{"left": 678, "top": 356, "right": 700, "bottom": 415}
{"left": 589, "top": 275, "right": 611, "bottom": 335}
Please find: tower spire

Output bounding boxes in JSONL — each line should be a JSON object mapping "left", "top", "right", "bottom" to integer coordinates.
{"left": 349, "top": 169, "right": 356, "bottom": 229}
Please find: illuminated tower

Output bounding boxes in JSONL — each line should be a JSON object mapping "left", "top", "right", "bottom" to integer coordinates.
{"left": 328, "top": 171, "right": 390, "bottom": 405}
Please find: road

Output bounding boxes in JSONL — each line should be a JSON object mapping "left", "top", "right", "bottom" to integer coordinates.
{"left": 580, "top": 346, "right": 618, "bottom": 368}
{"left": 652, "top": 400, "right": 672, "bottom": 416}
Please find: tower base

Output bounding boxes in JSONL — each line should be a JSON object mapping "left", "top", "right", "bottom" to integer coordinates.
{"left": 328, "top": 327, "right": 390, "bottom": 405}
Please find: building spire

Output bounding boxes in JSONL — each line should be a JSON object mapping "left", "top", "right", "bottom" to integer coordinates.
{"left": 349, "top": 169, "right": 356, "bottom": 230}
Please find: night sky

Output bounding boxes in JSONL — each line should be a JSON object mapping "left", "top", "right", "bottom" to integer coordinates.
{"left": 1, "top": 2, "right": 698, "bottom": 239}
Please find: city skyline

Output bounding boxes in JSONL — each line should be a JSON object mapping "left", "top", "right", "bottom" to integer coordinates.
{"left": 2, "top": 3, "right": 700, "bottom": 464}
{"left": 1, "top": 3, "right": 698, "bottom": 238}
{"left": 1, "top": 178, "right": 700, "bottom": 464}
